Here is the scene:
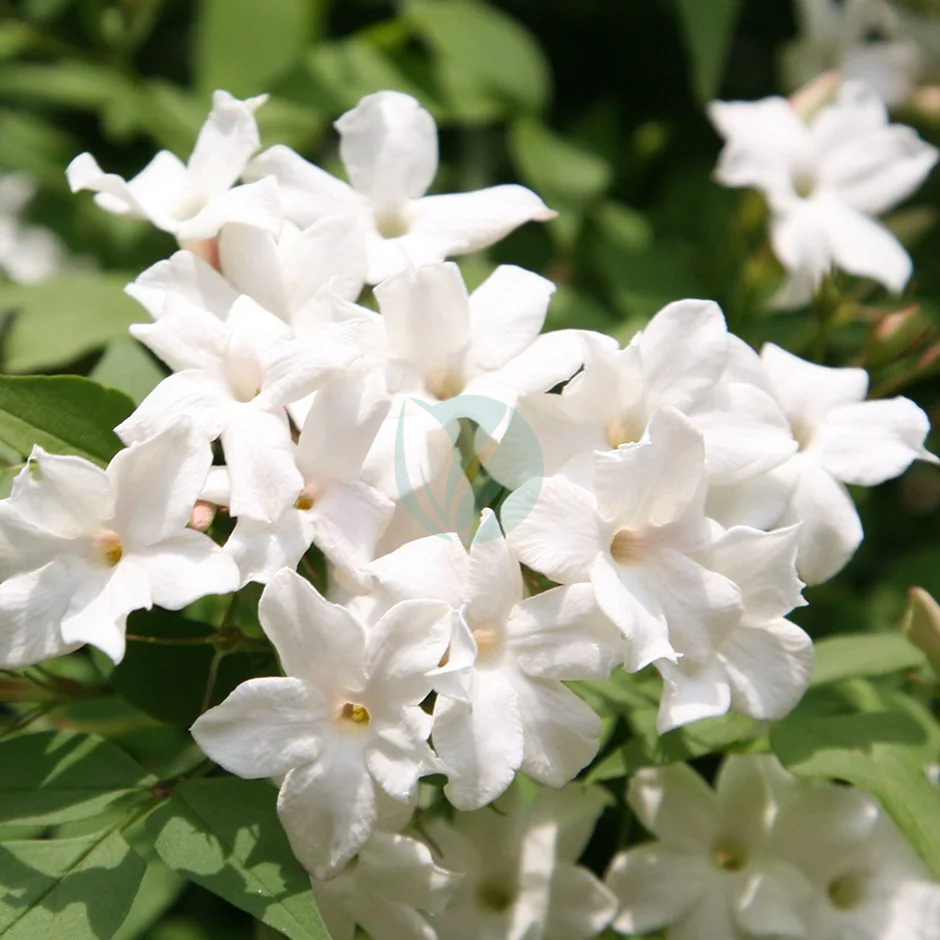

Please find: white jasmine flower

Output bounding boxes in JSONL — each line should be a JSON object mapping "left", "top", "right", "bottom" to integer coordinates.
{"left": 0, "top": 173, "right": 64, "bottom": 284}
{"left": 503, "top": 408, "right": 743, "bottom": 671}
{"left": 657, "top": 525, "right": 813, "bottom": 732}
{"left": 369, "top": 509, "right": 622, "bottom": 809}
{"left": 225, "top": 367, "right": 394, "bottom": 590}
{"left": 770, "top": 783, "right": 940, "bottom": 940}
{"left": 427, "top": 781, "right": 618, "bottom": 940}
{"left": 190, "top": 568, "right": 453, "bottom": 879}
{"left": 246, "top": 91, "right": 555, "bottom": 283}
{"left": 606, "top": 756, "right": 812, "bottom": 940}
{"left": 709, "top": 81, "right": 938, "bottom": 306}
{"left": 312, "top": 829, "right": 461, "bottom": 940}
{"left": 501, "top": 302, "right": 794, "bottom": 490}
{"left": 760, "top": 342, "right": 937, "bottom": 584}
{"left": 117, "top": 293, "right": 356, "bottom": 523}
{"left": 67, "top": 90, "right": 281, "bottom": 242}
{"left": 0, "top": 422, "right": 239, "bottom": 667}
{"left": 784, "top": 0, "right": 923, "bottom": 106}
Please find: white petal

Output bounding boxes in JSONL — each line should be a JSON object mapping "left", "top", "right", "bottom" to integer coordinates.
{"left": 606, "top": 845, "right": 708, "bottom": 934}
{"left": 705, "top": 465, "right": 796, "bottom": 531}
{"left": 467, "top": 265, "right": 554, "bottom": 372}
{"left": 133, "top": 530, "right": 239, "bottom": 609}
{"left": 336, "top": 91, "right": 438, "bottom": 209}
{"left": 478, "top": 329, "right": 586, "bottom": 401}
{"left": 503, "top": 477, "right": 600, "bottom": 584}
{"left": 546, "top": 862, "right": 618, "bottom": 940}
{"left": 175, "top": 176, "right": 282, "bottom": 241}
{"left": 820, "top": 197, "right": 913, "bottom": 293}
{"left": 370, "top": 532, "right": 468, "bottom": 608}
{"left": 785, "top": 459, "right": 863, "bottom": 585}
{"left": 510, "top": 583, "right": 623, "bottom": 681}
{"left": 127, "top": 249, "right": 238, "bottom": 320}
{"left": 190, "top": 676, "right": 327, "bottom": 777}
{"left": 354, "top": 896, "right": 438, "bottom": 940}
{"left": 465, "top": 509, "right": 523, "bottom": 629}
{"left": 374, "top": 262, "right": 470, "bottom": 379}
{"left": 59, "top": 559, "right": 152, "bottom": 664}
{"left": 226, "top": 508, "right": 312, "bottom": 586}
{"left": 656, "top": 657, "right": 733, "bottom": 733}
{"left": 366, "top": 707, "right": 439, "bottom": 801}
{"left": 186, "top": 90, "right": 267, "bottom": 195}
{"left": 735, "top": 860, "right": 814, "bottom": 939}
{"left": 408, "top": 184, "right": 555, "bottom": 257}
{"left": 0, "top": 561, "right": 83, "bottom": 667}
{"left": 129, "top": 296, "right": 227, "bottom": 373}
{"left": 278, "top": 738, "right": 377, "bottom": 879}
{"left": 721, "top": 618, "right": 815, "bottom": 721}
{"left": 311, "top": 481, "right": 394, "bottom": 592}
{"left": 513, "top": 671, "right": 602, "bottom": 787}
{"left": 433, "top": 670, "right": 524, "bottom": 810}
{"left": 217, "top": 223, "right": 287, "bottom": 316}
{"left": 628, "top": 763, "right": 719, "bottom": 850}
{"left": 9, "top": 448, "right": 113, "bottom": 538}
{"left": 769, "top": 205, "right": 832, "bottom": 302}
{"left": 259, "top": 568, "right": 367, "bottom": 691}
{"left": 245, "top": 145, "right": 360, "bottom": 226}
{"left": 109, "top": 422, "right": 212, "bottom": 546}
{"left": 810, "top": 396, "right": 936, "bottom": 485}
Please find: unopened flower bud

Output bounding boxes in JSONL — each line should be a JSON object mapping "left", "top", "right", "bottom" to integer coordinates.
{"left": 901, "top": 586, "right": 940, "bottom": 675}
{"left": 790, "top": 71, "right": 842, "bottom": 122}
{"left": 190, "top": 499, "right": 217, "bottom": 532}
{"left": 179, "top": 236, "right": 221, "bottom": 271}
{"left": 868, "top": 305, "right": 930, "bottom": 367}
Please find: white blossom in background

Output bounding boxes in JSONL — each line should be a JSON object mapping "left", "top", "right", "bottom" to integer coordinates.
{"left": 191, "top": 568, "right": 453, "bottom": 879}
{"left": 657, "top": 525, "right": 813, "bottom": 732}
{"left": 0, "top": 422, "right": 238, "bottom": 666}
{"left": 759, "top": 342, "right": 937, "bottom": 584}
{"left": 246, "top": 91, "right": 555, "bottom": 283}
{"left": 769, "top": 782, "right": 940, "bottom": 940}
{"left": 783, "top": 0, "right": 924, "bottom": 106}
{"left": 427, "top": 782, "right": 618, "bottom": 940}
{"left": 225, "top": 366, "right": 394, "bottom": 590}
{"left": 0, "top": 173, "right": 64, "bottom": 284}
{"left": 116, "top": 293, "right": 356, "bottom": 523}
{"left": 67, "top": 90, "right": 281, "bottom": 244}
{"left": 368, "top": 509, "right": 622, "bottom": 810}
{"left": 498, "top": 300, "right": 794, "bottom": 491}
{"left": 605, "top": 756, "right": 812, "bottom": 940}
{"left": 710, "top": 80, "right": 938, "bottom": 306}
{"left": 312, "top": 828, "right": 461, "bottom": 940}
{"left": 503, "top": 408, "right": 743, "bottom": 672}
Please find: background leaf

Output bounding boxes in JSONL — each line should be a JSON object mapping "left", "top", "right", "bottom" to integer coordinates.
{"left": 810, "top": 633, "right": 927, "bottom": 686}
{"left": 674, "top": 0, "right": 743, "bottom": 102}
{"left": 0, "top": 375, "right": 133, "bottom": 464}
{"left": 146, "top": 778, "right": 330, "bottom": 940}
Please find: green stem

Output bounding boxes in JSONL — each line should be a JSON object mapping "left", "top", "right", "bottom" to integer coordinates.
{"left": 126, "top": 633, "right": 216, "bottom": 646}
{"left": 200, "top": 650, "right": 224, "bottom": 715}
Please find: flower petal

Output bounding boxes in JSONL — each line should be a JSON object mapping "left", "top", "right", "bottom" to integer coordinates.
{"left": 628, "top": 763, "right": 719, "bottom": 850}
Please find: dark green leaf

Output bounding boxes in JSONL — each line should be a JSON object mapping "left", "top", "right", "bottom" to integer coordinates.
{"left": 146, "top": 778, "right": 330, "bottom": 940}
{"left": 0, "top": 731, "right": 155, "bottom": 827}
{"left": 674, "top": 0, "right": 743, "bottom": 102}
{"left": 0, "top": 826, "right": 146, "bottom": 939}
{"left": 810, "top": 633, "right": 927, "bottom": 687}
{"left": 1, "top": 272, "right": 143, "bottom": 372}
{"left": 0, "top": 375, "right": 133, "bottom": 465}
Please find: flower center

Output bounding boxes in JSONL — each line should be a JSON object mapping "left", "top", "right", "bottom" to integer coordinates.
{"left": 426, "top": 370, "right": 464, "bottom": 401}
{"left": 793, "top": 170, "right": 816, "bottom": 199}
{"left": 374, "top": 208, "right": 410, "bottom": 239}
{"left": 477, "top": 880, "right": 515, "bottom": 912}
{"left": 294, "top": 482, "right": 320, "bottom": 511}
{"left": 224, "top": 347, "right": 263, "bottom": 402}
{"left": 712, "top": 840, "right": 748, "bottom": 873}
{"left": 339, "top": 702, "right": 370, "bottom": 725}
{"left": 606, "top": 415, "right": 643, "bottom": 449}
{"left": 828, "top": 871, "right": 867, "bottom": 910}
{"left": 610, "top": 528, "right": 644, "bottom": 566}
{"left": 471, "top": 621, "right": 504, "bottom": 663}
{"left": 92, "top": 529, "right": 123, "bottom": 567}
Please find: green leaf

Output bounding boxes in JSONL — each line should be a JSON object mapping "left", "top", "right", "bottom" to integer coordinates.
{"left": 0, "top": 62, "right": 140, "bottom": 113}
{"left": 0, "top": 375, "right": 133, "bottom": 465}
{"left": 0, "top": 826, "right": 146, "bottom": 939}
{"left": 111, "top": 609, "right": 273, "bottom": 727}
{"left": 91, "top": 337, "right": 165, "bottom": 406}
{"left": 674, "top": 0, "right": 743, "bottom": 102}
{"left": 509, "top": 119, "right": 612, "bottom": 204}
{"left": 407, "top": 0, "right": 551, "bottom": 114}
{"left": 0, "top": 272, "right": 143, "bottom": 372}
{"left": 771, "top": 708, "right": 940, "bottom": 878}
{"left": 195, "top": 0, "right": 324, "bottom": 98}
{"left": 0, "top": 731, "right": 155, "bottom": 827}
{"left": 810, "top": 633, "right": 927, "bottom": 687}
{"left": 146, "top": 778, "right": 330, "bottom": 940}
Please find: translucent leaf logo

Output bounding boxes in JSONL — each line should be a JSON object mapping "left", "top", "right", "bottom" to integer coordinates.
{"left": 394, "top": 394, "right": 543, "bottom": 541}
